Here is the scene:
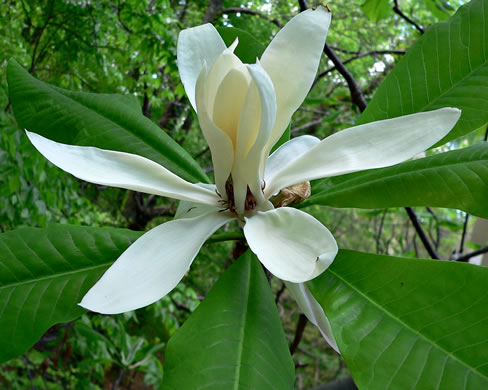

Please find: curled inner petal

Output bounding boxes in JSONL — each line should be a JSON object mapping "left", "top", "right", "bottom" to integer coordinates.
{"left": 212, "top": 65, "right": 251, "bottom": 146}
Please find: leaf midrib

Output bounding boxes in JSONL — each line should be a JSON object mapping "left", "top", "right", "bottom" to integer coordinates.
{"left": 233, "top": 261, "right": 251, "bottom": 390}
{"left": 0, "top": 262, "right": 110, "bottom": 291}
{"left": 328, "top": 267, "right": 488, "bottom": 382}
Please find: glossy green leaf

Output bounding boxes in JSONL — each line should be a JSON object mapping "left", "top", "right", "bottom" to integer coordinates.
{"left": 163, "top": 251, "right": 295, "bottom": 390}
{"left": 357, "top": 0, "right": 488, "bottom": 146}
{"left": 7, "top": 59, "right": 209, "bottom": 183}
{"left": 271, "top": 123, "right": 291, "bottom": 154}
{"left": 303, "top": 143, "right": 488, "bottom": 218}
{"left": 0, "top": 224, "right": 141, "bottom": 363}
{"left": 424, "top": 0, "right": 454, "bottom": 20}
{"left": 309, "top": 250, "right": 488, "bottom": 390}
{"left": 217, "top": 27, "right": 265, "bottom": 64}
{"left": 360, "top": 0, "right": 391, "bottom": 22}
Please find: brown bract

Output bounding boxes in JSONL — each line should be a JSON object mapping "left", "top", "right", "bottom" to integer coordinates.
{"left": 272, "top": 181, "right": 311, "bottom": 208}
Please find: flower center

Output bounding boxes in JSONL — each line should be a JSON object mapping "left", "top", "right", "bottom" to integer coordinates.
{"left": 218, "top": 175, "right": 258, "bottom": 216}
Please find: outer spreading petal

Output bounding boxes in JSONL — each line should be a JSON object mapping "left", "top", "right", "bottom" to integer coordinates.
{"left": 260, "top": 6, "right": 331, "bottom": 152}
{"left": 79, "top": 211, "right": 233, "bottom": 314}
{"left": 26, "top": 131, "right": 219, "bottom": 205}
{"left": 243, "top": 208, "right": 338, "bottom": 283}
{"left": 177, "top": 24, "right": 227, "bottom": 111}
{"left": 285, "top": 281, "right": 339, "bottom": 353}
{"left": 265, "top": 108, "right": 462, "bottom": 196}
{"left": 175, "top": 184, "right": 222, "bottom": 220}
{"left": 264, "top": 135, "right": 320, "bottom": 198}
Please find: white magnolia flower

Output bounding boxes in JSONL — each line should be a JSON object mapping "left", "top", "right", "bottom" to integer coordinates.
{"left": 26, "top": 7, "right": 460, "bottom": 350}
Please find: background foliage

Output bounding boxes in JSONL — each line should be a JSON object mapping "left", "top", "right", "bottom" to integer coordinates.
{"left": 1, "top": 0, "right": 485, "bottom": 389}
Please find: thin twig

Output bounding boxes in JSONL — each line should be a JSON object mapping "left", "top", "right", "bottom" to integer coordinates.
{"left": 459, "top": 212, "right": 470, "bottom": 254}
{"left": 116, "top": 0, "right": 132, "bottom": 33}
{"left": 206, "top": 232, "right": 245, "bottom": 244}
{"left": 29, "top": 0, "right": 55, "bottom": 73}
{"left": 170, "top": 296, "right": 192, "bottom": 313}
{"left": 195, "top": 146, "right": 210, "bottom": 159}
{"left": 219, "top": 7, "right": 283, "bottom": 28}
{"left": 426, "top": 207, "right": 441, "bottom": 251}
{"left": 392, "top": 0, "right": 424, "bottom": 34}
{"left": 290, "top": 314, "right": 308, "bottom": 355}
{"left": 112, "top": 367, "right": 126, "bottom": 390}
{"left": 456, "top": 246, "right": 488, "bottom": 263}
{"left": 275, "top": 283, "right": 286, "bottom": 304}
{"left": 322, "top": 43, "right": 368, "bottom": 111}
{"left": 291, "top": 117, "right": 325, "bottom": 134}
{"left": 22, "top": 354, "right": 35, "bottom": 389}
{"left": 375, "top": 209, "right": 388, "bottom": 254}
{"left": 313, "top": 50, "right": 405, "bottom": 88}
{"left": 405, "top": 207, "right": 440, "bottom": 259}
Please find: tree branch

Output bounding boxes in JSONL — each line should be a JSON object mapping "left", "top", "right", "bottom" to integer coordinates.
{"left": 456, "top": 246, "right": 488, "bottom": 263}
{"left": 321, "top": 43, "right": 367, "bottom": 111}
{"left": 458, "top": 212, "right": 470, "bottom": 254}
{"left": 405, "top": 207, "right": 440, "bottom": 259}
{"left": 202, "top": 0, "right": 223, "bottom": 24}
{"left": 392, "top": 0, "right": 424, "bottom": 34}
{"left": 313, "top": 49, "right": 405, "bottom": 89}
{"left": 290, "top": 314, "right": 308, "bottom": 355}
{"left": 291, "top": 117, "right": 325, "bottom": 134}
{"left": 219, "top": 7, "right": 283, "bottom": 28}
{"left": 116, "top": 0, "right": 132, "bottom": 33}
{"left": 426, "top": 207, "right": 440, "bottom": 251}
{"left": 275, "top": 283, "right": 286, "bottom": 304}
{"left": 206, "top": 232, "right": 245, "bottom": 244}
{"left": 29, "top": 0, "right": 55, "bottom": 73}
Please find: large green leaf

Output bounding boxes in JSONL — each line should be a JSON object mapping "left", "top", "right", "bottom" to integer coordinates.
{"left": 360, "top": 0, "right": 391, "bottom": 22}
{"left": 217, "top": 27, "right": 265, "bottom": 64}
{"left": 163, "top": 251, "right": 295, "bottom": 390}
{"left": 309, "top": 250, "right": 488, "bottom": 390}
{"left": 0, "top": 224, "right": 141, "bottom": 363}
{"left": 424, "top": 0, "right": 454, "bottom": 20}
{"left": 303, "top": 143, "right": 488, "bottom": 218}
{"left": 7, "top": 59, "right": 209, "bottom": 184}
{"left": 357, "top": 0, "right": 488, "bottom": 146}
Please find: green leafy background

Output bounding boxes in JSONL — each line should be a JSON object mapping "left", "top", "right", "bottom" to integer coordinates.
{"left": 1, "top": 0, "right": 486, "bottom": 389}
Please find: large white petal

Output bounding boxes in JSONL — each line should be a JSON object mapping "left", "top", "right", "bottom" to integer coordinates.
{"left": 266, "top": 108, "right": 462, "bottom": 195}
{"left": 285, "top": 281, "right": 339, "bottom": 353}
{"left": 26, "top": 131, "right": 219, "bottom": 206}
{"left": 175, "top": 184, "right": 222, "bottom": 219}
{"left": 79, "top": 211, "right": 233, "bottom": 314}
{"left": 264, "top": 135, "right": 320, "bottom": 198}
{"left": 195, "top": 65, "right": 235, "bottom": 197}
{"left": 243, "top": 208, "right": 338, "bottom": 283}
{"left": 177, "top": 24, "right": 227, "bottom": 111}
{"left": 260, "top": 6, "right": 331, "bottom": 152}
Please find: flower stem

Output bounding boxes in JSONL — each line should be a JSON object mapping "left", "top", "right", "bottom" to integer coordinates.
{"left": 206, "top": 231, "right": 245, "bottom": 243}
